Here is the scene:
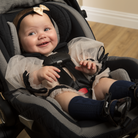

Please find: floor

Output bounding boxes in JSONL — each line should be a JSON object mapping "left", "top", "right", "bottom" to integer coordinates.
{"left": 88, "top": 21, "right": 138, "bottom": 59}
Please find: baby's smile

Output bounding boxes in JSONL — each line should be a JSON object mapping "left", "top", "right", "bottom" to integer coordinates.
{"left": 37, "top": 41, "right": 50, "bottom": 47}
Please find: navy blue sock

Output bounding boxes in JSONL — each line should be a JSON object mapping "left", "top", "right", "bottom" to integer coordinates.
{"left": 68, "top": 96, "right": 119, "bottom": 121}
{"left": 68, "top": 96, "right": 104, "bottom": 120}
{"left": 109, "top": 80, "right": 137, "bottom": 106}
{"left": 68, "top": 96, "right": 118, "bottom": 121}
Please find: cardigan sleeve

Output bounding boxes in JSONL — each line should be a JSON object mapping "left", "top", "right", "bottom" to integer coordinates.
{"left": 5, "top": 55, "right": 43, "bottom": 89}
{"left": 68, "top": 37, "right": 105, "bottom": 71}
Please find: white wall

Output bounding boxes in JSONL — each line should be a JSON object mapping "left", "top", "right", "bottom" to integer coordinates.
{"left": 78, "top": 0, "right": 138, "bottom": 29}
{"left": 82, "top": 0, "right": 138, "bottom": 14}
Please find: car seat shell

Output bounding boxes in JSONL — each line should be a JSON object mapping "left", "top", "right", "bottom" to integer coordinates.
{"left": 0, "top": 1, "right": 138, "bottom": 138}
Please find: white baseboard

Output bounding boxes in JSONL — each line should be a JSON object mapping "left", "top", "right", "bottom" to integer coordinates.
{"left": 81, "top": 6, "right": 138, "bottom": 30}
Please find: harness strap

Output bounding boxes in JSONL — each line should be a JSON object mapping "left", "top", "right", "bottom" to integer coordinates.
{"left": 63, "top": 61, "right": 91, "bottom": 88}
{"left": 56, "top": 64, "right": 75, "bottom": 88}
{"left": 22, "top": 45, "right": 108, "bottom": 96}
{"left": 42, "top": 52, "right": 91, "bottom": 91}
{"left": 53, "top": 63, "right": 91, "bottom": 91}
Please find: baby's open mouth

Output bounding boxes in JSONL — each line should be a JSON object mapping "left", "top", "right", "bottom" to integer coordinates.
{"left": 38, "top": 42, "right": 49, "bottom": 46}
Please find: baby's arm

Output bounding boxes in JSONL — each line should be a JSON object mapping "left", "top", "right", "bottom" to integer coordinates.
{"left": 75, "top": 60, "right": 97, "bottom": 75}
{"left": 32, "top": 66, "right": 61, "bottom": 85}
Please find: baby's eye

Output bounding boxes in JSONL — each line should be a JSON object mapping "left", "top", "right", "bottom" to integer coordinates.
{"left": 44, "top": 28, "right": 50, "bottom": 31}
{"left": 28, "top": 32, "right": 35, "bottom": 36}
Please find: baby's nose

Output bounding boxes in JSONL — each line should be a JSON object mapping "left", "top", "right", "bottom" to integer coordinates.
{"left": 38, "top": 33, "right": 46, "bottom": 39}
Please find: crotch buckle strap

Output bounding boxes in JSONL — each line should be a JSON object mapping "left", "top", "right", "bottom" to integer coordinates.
{"left": 78, "top": 88, "right": 88, "bottom": 94}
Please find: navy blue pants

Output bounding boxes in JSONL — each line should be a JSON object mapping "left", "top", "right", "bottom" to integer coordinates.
{"left": 68, "top": 80, "right": 137, "bottom": 120}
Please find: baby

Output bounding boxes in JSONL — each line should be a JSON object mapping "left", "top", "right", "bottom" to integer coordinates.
{"left": 5, "top": 4, "right": 138, "bottom": 126}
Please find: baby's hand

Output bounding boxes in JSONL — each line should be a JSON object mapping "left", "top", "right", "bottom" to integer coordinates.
{"left": 75, "top": 60, "right": 97, "bottom": 75}
{"left": 35, "top": 66, "right": 60, "bottom": 83}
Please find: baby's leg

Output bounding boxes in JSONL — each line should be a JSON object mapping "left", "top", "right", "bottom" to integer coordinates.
{"left": 94, "top": 78, "right": 138, "bottom": 107}
{"left": 54, "top": 91, "right": 105, "bottom": 120}
{"left": 54, "top": 91, "right": 79, "bottom": 113}
{"left": 94, "top": 78, "right": 116, "bottom": 100}
{"left": 54, "top": 90, "right": 131, "bottom": 126}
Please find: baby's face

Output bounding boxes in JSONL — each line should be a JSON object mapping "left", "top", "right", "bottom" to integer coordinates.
{"left": 19, "top": 13, "right": 58, "bottom": 55}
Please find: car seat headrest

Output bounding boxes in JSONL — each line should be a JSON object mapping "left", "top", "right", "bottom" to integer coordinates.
{"left": 7, "top": 22, "right": 21, "bottom": 55}
{"left": 46, "top": 3, "right": 71, "bottom": 43}
{"left": 0, "top": 0, "right": 66, "bottom": 14}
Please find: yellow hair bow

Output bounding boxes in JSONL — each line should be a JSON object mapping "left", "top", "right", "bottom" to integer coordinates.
{"left": 33, "top": 5, "right": 50, "bottom": 16}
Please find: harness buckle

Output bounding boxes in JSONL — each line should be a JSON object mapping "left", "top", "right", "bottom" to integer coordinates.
{"left": 57, "top": 60, "right": 62, "bottom": 64}
{"left": 78, "top": 88, "right": 88, "bottom": 94}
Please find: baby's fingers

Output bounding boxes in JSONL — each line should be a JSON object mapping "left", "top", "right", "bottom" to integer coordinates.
{"left": 45, "top": 75, "right": 55, "bottom": 83}
{"left": 80, "top": 60, "right": 87, "bottom": 66}
{"left": 45, "top": 73, "right": 58, "bottom": 82}
{"left": 50, "top": 69, "right": 60, "bottom": 81}
{"left": 87, "top": 61, "right": 96, "bottom": 69}
{"left": 51, "top": 66, "right": 61, "bottom": 72}
{"left": 80, "top": 60, "right": 92, "bottom": 69}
